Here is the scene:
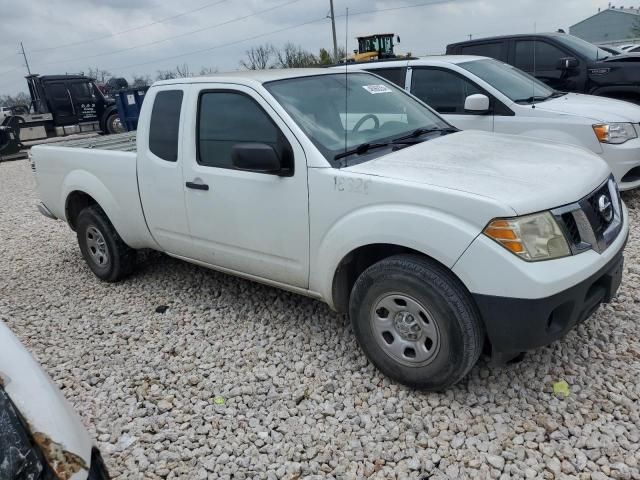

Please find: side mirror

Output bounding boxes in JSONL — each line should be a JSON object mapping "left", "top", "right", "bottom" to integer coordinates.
{"left": 557, "top": 57, "right": 578, "bottom": 70}
{"left": 464, "top": 94, "right": 490, "bottom": 113}
{"left": 231, "top": 143, "right": 283, "bottom": 175}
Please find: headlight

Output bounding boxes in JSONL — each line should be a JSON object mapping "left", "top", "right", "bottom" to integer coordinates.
{"left": 483, "top": 212, "right": 571, "bottom": 261}
{"left": 593, "top": 123, "right": 637, "bottom": 144}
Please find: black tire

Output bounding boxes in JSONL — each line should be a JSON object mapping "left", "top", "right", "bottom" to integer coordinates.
{"left": 76, "top": 205, "right": 136, "bottom": 282}
{"left": 105, "top": 112, "right": 124, "bottom": 134}
{"left": 349, "top": 254, "right": 483, "bottom": 390}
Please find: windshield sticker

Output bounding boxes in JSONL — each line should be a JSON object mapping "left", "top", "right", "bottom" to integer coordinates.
{"left": 362, "top": 85, "right": 393, "bottom": 94}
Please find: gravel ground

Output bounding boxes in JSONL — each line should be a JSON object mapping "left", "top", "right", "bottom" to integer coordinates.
{"left": 1, "top": 158, "right": 640, "bottom": 480}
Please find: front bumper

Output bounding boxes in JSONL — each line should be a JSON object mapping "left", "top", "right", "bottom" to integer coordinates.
{"left": 601, "top": 140, "right": 640, "bottom": 190}
{"left": 472, "top": 238, "right": 626, "bottom": 356}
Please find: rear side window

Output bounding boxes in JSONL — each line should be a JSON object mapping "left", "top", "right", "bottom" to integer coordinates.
{"left": 459, "top": 41, "right": 506, "bottom": 61}
{"left": 366, "top": 67, "right": 407, "bottom": 88}
{"left": 149, "top": 90, "right": 183, "bottom": 162}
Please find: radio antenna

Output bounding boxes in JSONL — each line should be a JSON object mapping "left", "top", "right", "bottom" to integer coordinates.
{"left": 532, "top": 22, "right": 537, "bottom": 108}
{"left": 343, "top": 7, "right": 349, "bottom": 162}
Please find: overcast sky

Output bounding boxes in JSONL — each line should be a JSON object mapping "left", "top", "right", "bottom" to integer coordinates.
{"left": 0, "top": 0, "right": 628, "bottom": 95}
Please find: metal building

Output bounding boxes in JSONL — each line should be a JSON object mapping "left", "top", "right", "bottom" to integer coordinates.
{"left": 570, "top": 5, "right": 640, "bottom": 44}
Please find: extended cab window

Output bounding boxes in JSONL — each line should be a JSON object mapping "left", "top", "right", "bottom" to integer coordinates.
{"left": 459, "top": 42, "right": 506, "bottom": 61}
{"left": 411, "top": 68, "right": 482, "bottom": 114}
{"left": 149, "top": 90, "right": 183, "bottom": 162}
{"left": 515, "top": 40, "right": 567, "bottom": 71}
{"left": 366, "top": 67, "right": 406, "bottom": 88}
{"left": 197, "top": 91, "right": 292, "bottom": 171}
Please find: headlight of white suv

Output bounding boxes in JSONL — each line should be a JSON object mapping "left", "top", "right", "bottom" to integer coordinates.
{"left": 483, "top": 212, "right": 571, "bottom": 261}
{"left": 593, "top": 123, "right": 638, "bottom": 144}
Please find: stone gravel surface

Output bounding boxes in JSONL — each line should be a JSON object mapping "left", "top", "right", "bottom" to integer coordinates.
{"left": 1, "top": 158, "right": 639, "bottom": 480}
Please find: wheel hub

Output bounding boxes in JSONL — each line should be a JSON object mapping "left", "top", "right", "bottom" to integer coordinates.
{"left": 370, "top": 293, "right": 441, "bottom": 367}
{"left": 393, "top": 311, "right": 422, "bottom": 341}
{"left": 86, "top": 225, "right": 109, "bottom": 268}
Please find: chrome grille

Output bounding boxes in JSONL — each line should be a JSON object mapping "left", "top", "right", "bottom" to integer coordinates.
{"left": 552, "top": 176, "right": 623, "bottom": 255}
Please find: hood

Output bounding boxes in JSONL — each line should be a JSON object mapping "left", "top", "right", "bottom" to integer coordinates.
{"left": 533, "top": 92, "right": 640, "bottom": 123}
{"left": 345, "top": 130, "right": 610, "bottom": 215}
{"left": 601, "top": 52, "right": 640, "bottom": 63}
{"left": 0, "top": 321, "right": 92, "bottom": 479}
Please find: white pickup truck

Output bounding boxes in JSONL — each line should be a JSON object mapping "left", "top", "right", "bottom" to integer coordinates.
{"left": 32, "top": 69, "right": 628, "bottom": 390}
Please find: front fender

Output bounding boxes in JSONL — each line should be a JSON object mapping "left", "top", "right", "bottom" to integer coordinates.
{"left": 311, "top": 204, "right": 485, "bottom": 306}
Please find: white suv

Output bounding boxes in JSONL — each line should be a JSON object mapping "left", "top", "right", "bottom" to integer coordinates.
{"left": 347, "top": 56, "right": 640, "bottom": 190}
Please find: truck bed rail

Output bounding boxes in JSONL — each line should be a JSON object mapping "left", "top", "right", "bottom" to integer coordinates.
{"left": 50, "top": 131, "right": 137, "bottom": 152}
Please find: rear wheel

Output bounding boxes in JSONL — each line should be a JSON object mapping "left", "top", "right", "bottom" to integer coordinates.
{"left": 76, "top": 206, "right": 135, "bottom": 282}
{"left": 349, "top": 254, "right": 484, "bottom": 390}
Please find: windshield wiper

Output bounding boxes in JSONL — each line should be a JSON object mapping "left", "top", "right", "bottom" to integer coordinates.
{"left": 514, "top": 95, "right": 550, "bottom": 104}
{"left": 392, "top": 127, "right": 458, "bottom": 144}
{"left": 334, "top": 142, "right": 391, "bottom": 160}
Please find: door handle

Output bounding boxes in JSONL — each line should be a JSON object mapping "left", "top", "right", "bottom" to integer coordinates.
{"left": 185, "top": 181, "right": 209, "bottom": 191}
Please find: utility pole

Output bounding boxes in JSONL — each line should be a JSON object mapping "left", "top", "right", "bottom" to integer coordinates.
{"left": 329, "top": 0, "right": 338, "bottom": 62}
{"left": 20, "top": 42, "right": 31, "bottom": 75}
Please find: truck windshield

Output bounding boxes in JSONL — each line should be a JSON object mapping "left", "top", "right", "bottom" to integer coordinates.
{"left": 459, "top": 58, "right": 556, "bottom": 103}
{"left": 554, "top": 34, "right": 612, "bottom": 61}
{"left": 264, "top": 73, "right": 450, "bottom": 165}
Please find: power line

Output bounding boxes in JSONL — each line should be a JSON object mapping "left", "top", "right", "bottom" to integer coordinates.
{"left": 37, "top": 0, "right": 305, "bottom": 67}
{"left": 29, "top": 0, "right": 229, "bottom": 53}
{"left": 340, "top": 0, "right": 454, "bottom": 19}
{"left": 105, "top": 0, "right": 457, "bottom": 73}
{"left": 108, "top": 16, "right": 330, "bottom": 72}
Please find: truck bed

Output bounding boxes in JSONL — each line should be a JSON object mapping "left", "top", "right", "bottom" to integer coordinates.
{"left": 50, "top": 131, "right": 137, "bottom": 152}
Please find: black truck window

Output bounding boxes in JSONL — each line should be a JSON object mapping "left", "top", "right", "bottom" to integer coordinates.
{"left": 459, "top": 41, "right": 507, "bottom": 61}
{"left": 149, "top": 90, "right": 183, "bottom": 162}
{"left": 514, "top": 41, "right": 567, "bottom": 72}
{"left": 411, "top": 68, "right": 482, "bottom": 114}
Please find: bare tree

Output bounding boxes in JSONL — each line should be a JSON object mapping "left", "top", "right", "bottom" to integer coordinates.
{"left": 156, "top": 69, "right": 177, "bottom": 80}
{"left": 131, "top": 74, "right": 152, "bottom": 87}
{"left": 86, "top": 67, "right": 111, "bottom": 83}
{"left": 0, "top": 92, "right": 30, "bottom": 108}
{"left": 274, "top": 43, "right": 319, "bottom": 68}
{"left": 175, "top": 63, "right": 191, "bottom": 78}
{"left": 199, "top": 66, "right": 218, "bottom": 75}
{"left": 240, "top": 44, "right": 275, "bottom": 70}
{"left": 319, "top": 46, "right": 347, "bottom": 64}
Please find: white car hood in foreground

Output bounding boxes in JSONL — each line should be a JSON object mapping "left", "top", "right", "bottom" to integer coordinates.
{"left": 345, "top": 130, "right": 610, "bottom": 215}
{"left": 0, "top": 321, "right": 92, "bottom": 479}
{"left": 533, "top": 92, "right": 640, "bottom": 123}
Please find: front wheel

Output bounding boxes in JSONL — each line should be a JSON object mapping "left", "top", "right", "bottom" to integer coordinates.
{"left": 349, "top": 254, "right": 484, "bottom": 390}
{"left": 105, "top": 112, "right": 125, "bottom": 134}
{"left": 76, "top": 206, "right": 136, "bottom": 282}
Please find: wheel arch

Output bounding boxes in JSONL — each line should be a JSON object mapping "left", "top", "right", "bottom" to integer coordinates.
{"left": 61, "top": 170, "right": 136, "bottom": 247}
{"left": 312, "top": 204, "right": 485, "bottom": 311}
{"left": 331, "top": 243, "right": 473, "bottom": 314}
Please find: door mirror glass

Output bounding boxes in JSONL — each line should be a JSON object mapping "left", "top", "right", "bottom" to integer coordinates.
{"left": 557, "top": 57, "right": 578, "bottom": 70}
{"left": 464, "top": 94, "right": 490, "bottom": 113}
{"left": 232, "top": 143, "right": 284, "bottom": 175}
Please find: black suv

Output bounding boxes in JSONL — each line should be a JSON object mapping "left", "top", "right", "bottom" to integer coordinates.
{"left": 447, "top": 33, "right": 640, "bottom": 103}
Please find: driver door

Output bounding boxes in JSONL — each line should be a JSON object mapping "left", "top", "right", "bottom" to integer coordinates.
{"left": 181, "top": 85, "right": 310, "bottom": 288}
